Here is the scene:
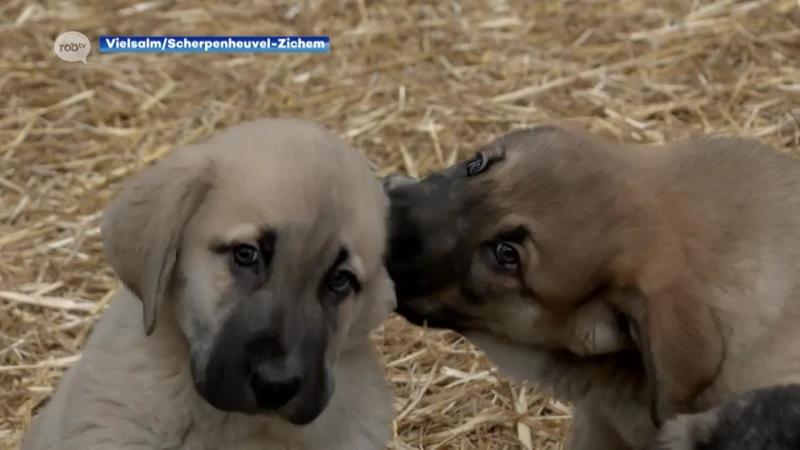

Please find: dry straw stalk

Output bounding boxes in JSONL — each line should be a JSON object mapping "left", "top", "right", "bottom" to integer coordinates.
{"left": 1, "top": 0, "right": 799, "bottom": 448}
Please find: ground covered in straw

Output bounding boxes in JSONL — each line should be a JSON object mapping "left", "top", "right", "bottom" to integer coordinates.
{"left": 1, "top": 0, "right": 799, "bottom": 448}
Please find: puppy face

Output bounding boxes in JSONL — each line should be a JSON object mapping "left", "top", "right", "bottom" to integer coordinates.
{"left": 385, "top": 124, "right": 724, "bottom": 423}
{"left": 101, "top": 119, "right": 395, "bottom": 426}
{"left": 385, "top": 125, "right": 635, "bottom": 354}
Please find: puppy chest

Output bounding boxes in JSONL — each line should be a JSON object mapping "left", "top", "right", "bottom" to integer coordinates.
{"left": 176, "top": 428, "right": 276, "bottom": 450}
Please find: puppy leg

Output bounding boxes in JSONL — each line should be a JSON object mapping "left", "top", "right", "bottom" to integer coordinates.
{"left": 568, "top": 404, "right": 632, "bottom": 450}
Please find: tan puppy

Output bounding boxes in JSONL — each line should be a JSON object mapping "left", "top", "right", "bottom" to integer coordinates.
{"left": 383, "top": 123, "right": 800, "bottom": 449}
{"left": 22, "top": 118, "right": 397, "bottom": 450}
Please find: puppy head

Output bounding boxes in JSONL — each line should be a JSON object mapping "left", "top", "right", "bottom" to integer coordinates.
{"left": 101, "top": 118, "right": 395, "bottom": 426}
{"left": 384, "top": 124, "right": 638, "bottom": 351}
{"left": 385, "top": 123, "right": 723, "bottom": 423}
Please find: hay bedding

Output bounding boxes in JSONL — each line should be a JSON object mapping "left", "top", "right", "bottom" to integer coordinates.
{"left": 0, "top": 0, "right": 798, "bottom": 448}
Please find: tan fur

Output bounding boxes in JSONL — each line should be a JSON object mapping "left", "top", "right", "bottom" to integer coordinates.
{"left": 22, "top": 118, "right": 396, "bottom": 450}
{"left": 384, "top": 123, "right": 800, "bottom": 449}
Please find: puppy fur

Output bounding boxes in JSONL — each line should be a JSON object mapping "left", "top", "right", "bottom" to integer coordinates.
{"left": 22, "top": 118, "right": 397, "bottom": 450}
{"left": 652, "top": 383, "right": 800, "bottom": 450}
{"left": 383, "top": 123, "right": 800, "bottom": 449}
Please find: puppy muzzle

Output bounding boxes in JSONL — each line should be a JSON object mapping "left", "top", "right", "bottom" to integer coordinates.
{"left": 190, "top": 306, "right": 333, "bottom": 426}
{"left": 383, "top": 175, "right": 458, "bottom": 295}
{"left": 383, "top": 171, "right": 479, "bottom": 332}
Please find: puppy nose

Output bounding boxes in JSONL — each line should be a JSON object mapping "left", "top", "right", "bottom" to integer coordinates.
{"left": 249, "top": 365, "right": 302, "bottom": 410}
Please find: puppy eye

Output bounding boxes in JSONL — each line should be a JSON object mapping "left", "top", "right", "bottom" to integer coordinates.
{"left": 232, "top": 244, "right": 259, "bottom": 267}
{"left": 493, "top": 242, "right": 520, "bottom": 271}
{"left": 466, "top": 153, "right": 486, "bottom": 176}
{"left": 326, "top": 269, "right": 358, "bottom": 297}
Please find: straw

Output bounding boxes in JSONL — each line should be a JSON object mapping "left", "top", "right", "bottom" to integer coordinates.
{"left": 1, "top": 0, "right": 798, "bottom": 448}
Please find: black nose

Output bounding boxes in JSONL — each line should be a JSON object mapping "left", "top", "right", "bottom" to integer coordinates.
{"left": 249, "top": 365, "right": 302, "bottom": 410}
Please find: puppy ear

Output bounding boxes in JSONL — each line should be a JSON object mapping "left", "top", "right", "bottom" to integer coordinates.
{"left": 101, "top": 147, "right": 213, "bottom": 335}
{"left": 627, "top": 263, "right": 724, "bottom": 427}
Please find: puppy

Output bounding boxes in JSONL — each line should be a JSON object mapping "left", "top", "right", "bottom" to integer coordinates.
{"left": 22, "top": 118, "right": 397, "bottom": 450}
{"left": 383, "top": 123, "right": 800, "bottom": 449}
{"left": 652, "top": 383, "right": 800, "bottom": 449}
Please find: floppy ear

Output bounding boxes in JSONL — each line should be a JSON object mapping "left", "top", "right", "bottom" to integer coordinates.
{"left": 100, "top": 147, "right": 213, "bottom": 336}
{"left": 625, "top": 261, "right": 725, "bottom": 427}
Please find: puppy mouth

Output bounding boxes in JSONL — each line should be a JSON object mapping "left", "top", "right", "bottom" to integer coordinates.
{"left": 277, "top": 376, "right": 334, "bottom": 426}
{"left": 193, "top": 367, "right": 332, "bottom": 425}
{"left": 191, "top": 349, "right": 333, "bottom": 426}
{"left": 276, "top": 382, "right": 333, "bottom": 427}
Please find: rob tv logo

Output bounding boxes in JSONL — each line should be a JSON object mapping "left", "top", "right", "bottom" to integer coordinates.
{"left": 54, "top": 31, "right": 91, "bottom": 63}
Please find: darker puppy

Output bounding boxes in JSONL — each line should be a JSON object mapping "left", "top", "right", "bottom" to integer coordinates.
{"left": 383, "top": 123, "right": 800, "bottom": 450}
{"left": 652, "top": 383, "right": 800, "bottom": 450}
